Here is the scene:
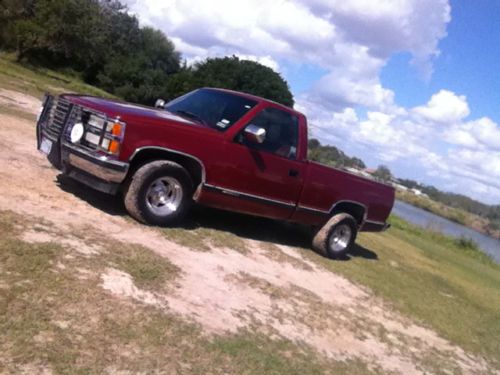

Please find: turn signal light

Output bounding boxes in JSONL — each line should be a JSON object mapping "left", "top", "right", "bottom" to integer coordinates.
{"left": 107, "top": 122, "right": 123, "bottom": 155}
{"left": 108, "top": 140, "right": 120, "bottom": 154}
{"left": 111, "top": 122, "right": 122, "bottom": 136}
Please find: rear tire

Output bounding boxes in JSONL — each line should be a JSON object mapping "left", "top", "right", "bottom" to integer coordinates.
{"left": 312, "top": 213, "right": 358, "bottom": 259}
{"left": 124, "top": 160, "right": 193, "bottom": 226}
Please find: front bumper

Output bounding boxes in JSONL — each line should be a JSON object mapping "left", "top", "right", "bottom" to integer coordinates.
{"left": 61, "top": 143, "right": 129, "bottom": 194}
{"left": 36, "top": 95, "right": 129, "bottom": 194}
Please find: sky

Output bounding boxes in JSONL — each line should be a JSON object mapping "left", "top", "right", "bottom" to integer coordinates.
{"left": 123, "top": 0, "right": 500, "bottom": 205}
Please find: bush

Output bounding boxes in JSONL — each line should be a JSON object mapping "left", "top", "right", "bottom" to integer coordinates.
{"left": 453, "top": 236, "right": 478, "bottom": 250}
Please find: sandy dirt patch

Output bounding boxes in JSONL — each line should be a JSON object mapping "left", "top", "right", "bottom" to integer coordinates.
{"left": 0, "top": 89, "right": 41, "bottom": 115}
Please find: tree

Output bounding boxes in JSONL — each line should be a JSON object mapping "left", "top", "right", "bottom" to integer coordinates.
{"left": 0, "top": 0, "right": 36, "bottom": 50}
{"left": 14, "top": 0, "right": 105, "bottom": 68}
{"left": 1, "top": 0, "right": 181, "bottom": 105}
{"left": 167, "top": 56, "right": 294, "bottom": 107}
{"left": 349, "top": 157, "right": 366, "bottom": 170}
{"left": 373, "top": 165, "right": 392, "bottom": 182}
{"left": 97, "top": 26, "right": 180, "bottom": 104}
{"left": 308, "top": 138, "right": 321, "bottom": 149}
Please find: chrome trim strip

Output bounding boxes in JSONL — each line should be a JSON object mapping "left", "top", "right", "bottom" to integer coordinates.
{"left": 203, "top": 183, "right": 295, "bottom": 208}
{"left": 297, "top": 205, "right": 329, "bottom": 215}
{"left": 363, "top": 220, "right": 391, "bottom": 232}
{"left": 129, "top": 146, "right": 206, "bottom": 183}
{"left": 364, "top": 219, "right": 386, "bottom": 226}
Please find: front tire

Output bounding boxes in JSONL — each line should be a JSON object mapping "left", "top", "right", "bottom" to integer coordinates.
{"left": 124, "top": 160, "right": 193, "bottom": 226}
{"left": 312, "top": 213, "right": 358, "bottom": 259}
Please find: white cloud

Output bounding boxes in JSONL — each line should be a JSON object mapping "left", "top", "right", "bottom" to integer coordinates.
{"left": 444, "top": 117, "right": 500, "bottom": 151}
{"left": 413, "top": 90, "right": 470, "bottom": 123}
{"left": 300, "top": 87, "right": 500, "bottom": 203}
{"left": 233, "top": 55, "right": 280, "bottom": 72}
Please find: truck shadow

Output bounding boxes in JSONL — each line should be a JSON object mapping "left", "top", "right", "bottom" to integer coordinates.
{"left": 56, "top": 174, "right": 378, "bottom": 262}
{"left": 56, "top": 175, "right": 127, "bottom": 216}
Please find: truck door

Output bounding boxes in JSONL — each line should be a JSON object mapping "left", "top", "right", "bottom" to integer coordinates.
{"left": 213, "top": 106, "right": 305, "bottom": 220}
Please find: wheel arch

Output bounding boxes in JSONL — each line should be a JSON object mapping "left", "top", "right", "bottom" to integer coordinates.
{"left": 329, "top": 200, "right": 367, "bottom": 227}
{"left": 128, "top": 147, "right": 206, "bottom": 190}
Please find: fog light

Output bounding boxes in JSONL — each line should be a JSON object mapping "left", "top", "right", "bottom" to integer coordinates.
{"left": 70, "top": 123, "right": 84, "bottom": 143}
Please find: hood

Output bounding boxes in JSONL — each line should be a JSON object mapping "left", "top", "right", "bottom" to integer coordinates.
{"left": 62, "top": 94, "right": 206, "bottom": 128}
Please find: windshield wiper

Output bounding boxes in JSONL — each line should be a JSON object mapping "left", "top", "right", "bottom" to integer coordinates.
{"left": 174, "top": 110, "right": 208, "bottom": 126}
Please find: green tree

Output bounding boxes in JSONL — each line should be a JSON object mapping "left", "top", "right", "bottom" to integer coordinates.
{"left": 167, "top": 56, "right": 294, "bottom": 107}
{"left": 308, "top": 138, "right": 321, "bottom": 149}
{"left": 373, "top": 165, "right": 392, "bottom": 182}
{"left": 349, "top": 157, "right": 366, "bottom": 170}
{"left": 97, "top": 26, "right": 180, "bottom": 104}
{"left": 14, "top": 0, "right": 105, "bottom": 68}
{"left": 1, "top": 0, "right": 181, "bottom": 105}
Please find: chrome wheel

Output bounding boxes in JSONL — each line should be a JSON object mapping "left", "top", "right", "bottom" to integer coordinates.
{"left": 145, "top": 177, "right": 183, "bottom": 216}
{"left": 328, "top": 224, "right": 352, "bottom": 253}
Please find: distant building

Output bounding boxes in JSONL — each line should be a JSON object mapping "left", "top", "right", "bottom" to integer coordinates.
{"left": 345, "top": 167, "right": 361, "bottom": 174}
{"left": 411, "top": 188, "right": 424, "bottom": 196}
{"left": 363, "top": 168, "right": 376, "bottom": 175}
{"left": 394, "top": 183, "right": 409, "bottom": 191}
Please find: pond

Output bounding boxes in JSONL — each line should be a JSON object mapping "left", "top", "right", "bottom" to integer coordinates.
{"left": 392, "top": 200, "right": 500, "bottom": 262}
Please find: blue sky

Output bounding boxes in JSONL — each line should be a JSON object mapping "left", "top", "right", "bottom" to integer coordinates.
{"left": 126, "top": 0, "right": 500, "bottom": 204}
{"left": 382, "top": 0, "right": 500, "bottom": 120}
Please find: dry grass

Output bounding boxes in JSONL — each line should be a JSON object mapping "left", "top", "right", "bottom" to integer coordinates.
{"left": 0, "top": 210, "right": 376, "bottom": 374}
{"left": 161, "top": 225, "right": 250, "bottom": 254}
{"left": 110, "top": 244, "right": 181, "bottom": 291}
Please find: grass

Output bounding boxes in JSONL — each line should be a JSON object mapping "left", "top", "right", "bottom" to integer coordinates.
{"left": 0, "top": 52, "right": 115, "bottom": 99}
{"left": 154, "top": 206, "right": 500, "bottom": 368}
{"left": 111, "top": 244, "right": 181, "bottom": 290}
{"left": 0, "top": 210, "right": 376, "bottom": 374}
{"left": 153, "top": 206, "right": 500, "bottom": 369}
{"left": 161, "top": 225, "right": 250, "bottom": 254}
{"left": 299, "top": 215, "right": 500, "bottom": 367}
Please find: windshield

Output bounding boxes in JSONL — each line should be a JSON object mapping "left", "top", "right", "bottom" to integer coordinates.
{"left": 165, "top": 88, "right": 258, "bottom": 131}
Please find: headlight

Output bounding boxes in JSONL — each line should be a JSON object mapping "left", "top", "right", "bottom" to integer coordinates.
{"left": 84, "top": 131, "right": 100, "bottom": 145}
{"left": 70, "top": 123, "right": 85, "bottom": 143}
{"left": 88, "top": 114, "right": 106, "bottom": 130}
{"left": 77, "top": 110, "right": 126, "bottom": 156}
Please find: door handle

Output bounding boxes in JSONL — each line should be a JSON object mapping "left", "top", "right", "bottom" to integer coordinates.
{"left": 289, "top": 169, "right": 299, "bottom": 177}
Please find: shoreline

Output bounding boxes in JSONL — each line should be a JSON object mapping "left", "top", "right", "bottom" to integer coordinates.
{"left": 395, "top": 191, "right": 500, "bottom": 241}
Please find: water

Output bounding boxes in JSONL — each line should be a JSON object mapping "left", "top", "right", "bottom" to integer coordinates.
{"left": 392, "top": 200, "right": 500, "bottom": 262}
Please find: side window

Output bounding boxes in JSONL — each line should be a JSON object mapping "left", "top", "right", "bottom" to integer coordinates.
{"left": 239, "top": 107, "right": 299, "bottom": 159}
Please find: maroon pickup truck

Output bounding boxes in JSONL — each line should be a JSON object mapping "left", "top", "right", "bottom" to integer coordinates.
{"left": 36, "top": 88, "right": 394, "bottom": 258}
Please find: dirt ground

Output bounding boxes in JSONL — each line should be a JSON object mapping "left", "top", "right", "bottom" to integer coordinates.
{"left": 0, "top": 91, "right": 494, "bottom": 374}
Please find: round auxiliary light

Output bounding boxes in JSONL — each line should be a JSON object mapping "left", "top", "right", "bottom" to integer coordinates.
{"left": 70, "top": 123, "right": 84, "bottom": 143}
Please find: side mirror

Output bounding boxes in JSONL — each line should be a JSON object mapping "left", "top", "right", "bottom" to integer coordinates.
{"left": 244, "top": 124, "right": 266, "bottom": 144}
{"left": 155, "top": 99, "right": 166, "bottom": 109}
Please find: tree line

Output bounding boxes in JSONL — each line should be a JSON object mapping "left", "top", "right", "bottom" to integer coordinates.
{"left": 398, "top": 179, "right": 500, "bottom": 228}
{"left": 308, "top": 138, "right": 367, "bottom": 170}
{"left": 0, "top": 0, "right": 293, "bottom": 106}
